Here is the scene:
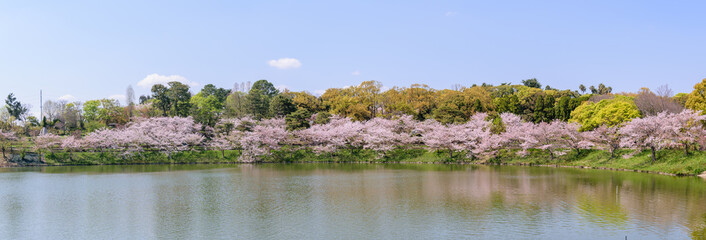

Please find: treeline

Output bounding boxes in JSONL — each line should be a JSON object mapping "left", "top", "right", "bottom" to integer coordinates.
{"left": 1, "top": 77, "right": 704, "bottom": 138}
{"left": 9, "top": 109, "right": 705, "bottom": 165}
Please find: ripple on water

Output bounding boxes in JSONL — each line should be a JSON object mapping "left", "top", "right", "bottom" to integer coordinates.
{"left": 0, "top": 164, "right": 703, "bottom": 239}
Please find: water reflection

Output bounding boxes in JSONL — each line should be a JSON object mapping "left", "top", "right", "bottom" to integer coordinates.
{"left": 0, "top": 164, "right": 704, "bottom": 239}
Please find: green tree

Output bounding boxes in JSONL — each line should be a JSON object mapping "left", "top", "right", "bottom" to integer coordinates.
{"left": 200, "top": 84, "right": 230, "bottom": 104}
{"left": 83, "top": 99, "right": 125, "bottom": 126}
{"left": 190, "top": 94, "right": 222, "bottom": 127}
{"left": 269, "top": 95, "right": 297, "bottom": 117}
{"left": 685, "top": 78, "right": 706, "bottom": 111}
{"left": 554, "top": 96, "right": 572, "bottom": 121}
{"left": 83, "top": 100, "right": 101, "bottom": 122}
{"left": 191, "top": 84, "right": 230, "bottom": 126}
{"left": 26, "top": 116, "right": 40, "bottom": 126}
{"left": 432, "top": 104, "right": 465, "bottom": 124}
{"left": 247, "top": 80, "right": 279, "bottom": 119}
{"left": 314, "top": 111, "right": 331, "bottom": 125}
{"left": 522, "top": 78, "right": 542, "bottom": 89}
{"left": 569, "top": 95, "right": 640, "bottom": 131}
{"left": 5, "top": 93, "right": 28, "bottom": 121}
{"left": 543, "top": 94, "right": 555, "bottom": 120}
{"left": 673, "top": 93, "right": 688, "bottom": 107}
{"left": 224, "top": 91, "right": 248, "bottom": 118}
{"left": 151, "top": 84, "right": 170, "bottom": 116}
{"left": 493, "top": 94, "right": 521, "bottom": 114}
{"left": 167, "top": 82, "right": 192, "bottom": 117}
{"left": 579, "top": 84, "right": 586, "bottom": 94}
{"left": 285, "top": 108, "right": 311, "bottom": 131}
{"left": 149, "top": 82, "right": 192, "bottom": 117}
{"left": 597, "top": 83, "right": 612, "bottom": 95}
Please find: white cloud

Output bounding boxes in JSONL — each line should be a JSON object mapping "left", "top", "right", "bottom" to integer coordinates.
{"left": 351, "top": 70, "right": 360, "bottom": 76}
{"left": 268, "top": 58, "right": 302, "bottom": 69}
{"left": 137, "top": 74, "right": 200, "bottom": 88}
{"left": 445, "top": 11, "right": 458, "bottom": 17}
{"left": 57, "top": 94, "right": 76, "bottom": 101}
{"left": 314, "top": 90, "right": 326, "bottom": 96}
{"left": 109, "top": 94, "right": 126, "bottom": 105}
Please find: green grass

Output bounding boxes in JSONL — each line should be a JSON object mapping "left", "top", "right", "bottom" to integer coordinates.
{"left": 495, "top": 149, "right": 706, "bottom": 176}
{"left": 6, "top": 147, "right": 706, "bottom": 176}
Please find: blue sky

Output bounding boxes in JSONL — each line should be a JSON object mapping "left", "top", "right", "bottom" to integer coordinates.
{"left": 1, "top": 0, "right": 705, "bottom": 116}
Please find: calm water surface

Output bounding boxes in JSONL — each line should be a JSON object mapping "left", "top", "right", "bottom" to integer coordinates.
{"left": 0, "top": 164, "right": 705, "bottom": 239}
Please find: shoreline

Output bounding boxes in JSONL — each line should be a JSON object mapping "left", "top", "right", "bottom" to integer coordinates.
{"left": 3, "top": 159, "right": 703, "bottom": 178}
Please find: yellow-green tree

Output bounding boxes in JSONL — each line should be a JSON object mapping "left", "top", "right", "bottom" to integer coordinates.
{"left": 290, "top": 91, "right": 321, "bottom": 112}
{"left": 320, "top": 81, "right": 382, "bottom": 121}
{"left": 685, "top": 78, "right": 706, "bottom": 111}
{"left": 569, "top": 95, "right": 640, "bottom": 131}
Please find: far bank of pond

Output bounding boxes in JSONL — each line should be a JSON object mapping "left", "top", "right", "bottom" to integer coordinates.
{"left": 4, "top": 148, "right": 706, "bottom": 177}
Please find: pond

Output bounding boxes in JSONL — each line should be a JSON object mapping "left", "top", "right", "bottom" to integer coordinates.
{"left": 0, "top": 163, "right": 704, "bottom": 239}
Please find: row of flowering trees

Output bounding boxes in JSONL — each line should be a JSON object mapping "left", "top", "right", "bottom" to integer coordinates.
{"left": 33, "top": 117, "right": 205, "bottom": 159}
{"left": 16, "top": 109, "right": 706, "bottom": 163}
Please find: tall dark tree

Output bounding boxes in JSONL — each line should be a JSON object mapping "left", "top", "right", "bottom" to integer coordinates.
{"left": 167, "top": 82, "right": 192, "bottom": 117}
{"left": 270, "top": 95, "right": 297, "bottom": 117}
{"left": 589, "top": 85, "right": 597, "bottom": 94}
{"left": 5, "top": 93, "right": 28, "bottom": 121}
{"left": 578, "top": 84, "right": 587, "bottom": 94}
{"left": 201, "top": 84, "right": 230, "bottom": 104}
{"left": 285, "top": 108, "right": 311, "bottom": 131}
{"left": 522, "top": 78, "right": 542, "bottom": 89}
{"left": 151, "top": 84, "right": 170, "bottom": 116}
{"left": 597, "top": 83, "right": 613, "bottom": 95}
{"left": 149, "top": 82, "right": 192, "bottom": 117}
{"left": 247, "top": 80, "right": 279, "bottom": 119}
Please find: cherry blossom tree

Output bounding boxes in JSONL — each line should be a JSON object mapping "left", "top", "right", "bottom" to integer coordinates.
{"left": 35, "top": 134, "right": 63, "bottom": 154}
{"left": 460, "top": 113, "right": 492, "bottom": 158}
{"left": 520, "top": 120, "right": 568, "bottom": 160}
{"left": 498, "top": 113, "right": 530, "bottom": 150}
{"left": 419, "top": 119, "right": 467, "bottom": 159}
{"left": 361, "top": 118, "right": 398, "bottom": 156}
{"left": 208, "top": 134, "right": 233, "bottom": 158}
{"left": 239, "top": 118, "right": 288, "bottom": 162}
{"left": 620, "top": 112, "right": 672, "bottom": 162}
{"left": 61, "top": 136, "right": 83, "bottom": 160}
{"left": 125, "top": 117, "right": 205, "bottom": 155}
{"left": 586, "top": 125, "right": 623, "bottom": 159}
{"left": 558, "top": 122, "right": 594, "bottom": 155}
{"left": 360, "top": 116, "right": 421, "bottom": 157}
{"left": 662, "top": 110, "right": 706, "bottom": 155}
{"left": 82, "top": 117, "right": 205, "bottom": 157}
{"left": 84, "top": 128, "right": 119, "bottom": 156}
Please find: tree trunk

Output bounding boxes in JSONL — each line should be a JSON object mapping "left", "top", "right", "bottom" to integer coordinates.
{"left": 221, "top": 150, "right": 225, "bottom": 158}
{"left": 684, "top": 143, "right": 689, "bottom": 156}
{"left": 651, "top": 147, "right": 656, "bottom": 163}
{"left": 448, "top": 149, "right": 453, "bottom": 159}
{"left": 575, "top": 148, "right": 580, "bottom": 156}
{"left": 549, "top": 150, "right": 554, "bottom": 160}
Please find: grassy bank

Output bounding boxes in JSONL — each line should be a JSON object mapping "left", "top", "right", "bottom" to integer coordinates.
{"left": 492, "top": 149, "right": 706, "bottom": 176}
{"left": 7, "top": 148, "right": 706, "bottom": 176}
